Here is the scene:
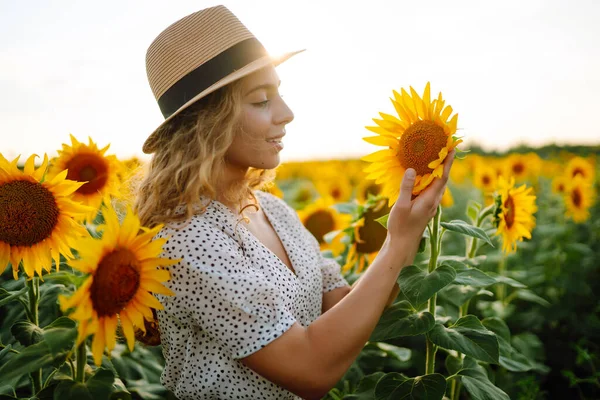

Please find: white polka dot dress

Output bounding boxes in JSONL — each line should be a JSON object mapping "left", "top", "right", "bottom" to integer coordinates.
{"left": 153, "top": 190, "right": 350, "bottom": 399}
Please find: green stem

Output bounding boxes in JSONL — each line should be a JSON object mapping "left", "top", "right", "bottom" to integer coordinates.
{"left": 76, "top": 343, "right": 87, "bottom": 383}
{"left": 26, "top": 278, "right": 42, "bottom": 394}
{"left": 459, "top": 299, "right": 471, "bottom": 318}
{"left": 497, "top": 257, "right": 506, "bottom": 301}
{"left": 451, "top": 380, "right": 463, "bottom": 400}
{"left": 425, "top": 206, "right": 442, "bottom": 375}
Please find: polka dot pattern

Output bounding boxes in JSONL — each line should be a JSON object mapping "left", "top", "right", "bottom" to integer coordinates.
{"left": 153, "top": 190, "right": 349, "bottom": 399}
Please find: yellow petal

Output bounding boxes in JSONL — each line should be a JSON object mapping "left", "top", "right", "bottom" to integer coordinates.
{"left": 91, "top": 319, "right": 106, "bottom": 366}
{"left": 119, "top": 310, "right": 135, "bottom": 352}
{"left": 360, "top": 149, "right": 396, "bottom": 163}
{"left": 140, "top": 279, "right": 175, "bottom": 296}
{"left": 104, "top": 316, "right": 118, "bottom": 352}
{"left": 362, "top": 135, "right": 398, "bottom": 147}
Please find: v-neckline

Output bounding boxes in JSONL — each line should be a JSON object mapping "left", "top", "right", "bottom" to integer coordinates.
{"left": 208, "top": 192, "right": 299, "bottom": 280}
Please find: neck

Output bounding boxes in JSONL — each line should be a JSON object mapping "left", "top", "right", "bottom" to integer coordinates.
{"left": 215, "top": 161, "right": 251, "bottom": 212}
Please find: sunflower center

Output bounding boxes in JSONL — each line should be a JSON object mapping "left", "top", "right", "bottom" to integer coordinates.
{"left": 90, "top": 249, "right": 140, "bottom": 317}
{"left": 512, "top": 163, "right": 524, "bottom": 175}
{"left": 397, "top": 120, "right": 448, "bottom": 175}
{"left": 572, "top": 168, "right": 585, "bottom": 178}
{"left": 65, "top": 153, "right": 109, "bottom": 195}
{"left": 571, "top": 188, "right": 582, "bottom": 208}
{"left": 0, "top": 180, "right": 60, "bottom": 246}
{"left": 331, "top": 188, "right": 342, "bottom": 200}
{"left": 304, "top": 210, "right": 336, "bottom": 244}
{"left": 357, "top": 199, "right": 390, "bottom": 254}
{"left": 363, "top": 183, "right": 381, "bottom": 199}
{"left": 482, "top": 175, "right": 491, "bottom": 185}
{"left": 504, "top": 195, "right": 516, "bottom": 229}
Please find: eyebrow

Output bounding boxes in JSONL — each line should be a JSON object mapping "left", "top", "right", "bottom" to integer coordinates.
{"left": 244, "top": 80, "right": 281, "bottom": 96}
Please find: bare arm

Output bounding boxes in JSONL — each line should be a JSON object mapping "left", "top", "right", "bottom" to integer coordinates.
{"left": 240, "top": 152, "right": 454, "bottom": 399}
{"left": 241, "top": 237, "right": 411, "bottom": 399}
{"left": 322, "top": 272, "right": 400, "bottom": 315}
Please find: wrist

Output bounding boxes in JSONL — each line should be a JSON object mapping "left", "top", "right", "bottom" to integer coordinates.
{"left": 382, "top": 235, "right": 414, "bottom": 269}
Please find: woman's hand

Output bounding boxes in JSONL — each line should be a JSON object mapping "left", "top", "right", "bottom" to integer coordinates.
{"left": 385, "top": 150, "right": 456, "bottom": 264}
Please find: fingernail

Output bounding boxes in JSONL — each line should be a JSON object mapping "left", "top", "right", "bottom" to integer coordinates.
{"left": 406, "top": 168, "right": 416, "bottom": 178}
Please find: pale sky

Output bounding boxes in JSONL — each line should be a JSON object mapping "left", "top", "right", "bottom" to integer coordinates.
{"left": 1, "top": 0, "right": 599, "bottom": 162}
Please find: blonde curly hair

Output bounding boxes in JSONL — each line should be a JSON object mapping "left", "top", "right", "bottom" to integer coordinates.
{"left": 134, "top": 79, "right": 276, "bottom": 229}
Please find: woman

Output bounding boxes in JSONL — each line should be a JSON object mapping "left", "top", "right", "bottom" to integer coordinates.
{"left": 135, "top": 5, "right": 454, "bottom": 400}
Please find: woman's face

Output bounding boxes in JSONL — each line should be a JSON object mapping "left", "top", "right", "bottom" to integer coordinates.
{"left": 225, "top": 65, "right": 294, "bottom": 170}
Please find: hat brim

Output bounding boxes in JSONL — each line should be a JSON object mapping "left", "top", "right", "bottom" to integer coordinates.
{"left": 142, "top": 49, "right": 305, "bottom": 154}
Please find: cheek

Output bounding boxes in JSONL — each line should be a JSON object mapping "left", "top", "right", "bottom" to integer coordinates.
{"left": 241, "top": 108, "right": 271, "bottom": 137}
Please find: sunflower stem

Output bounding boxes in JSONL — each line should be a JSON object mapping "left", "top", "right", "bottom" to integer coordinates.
{"left": 76, "top": 342, "right": 87, "bottom": 383}
{"left": 497, "top": 257, "right": 506, "bottom": 302}
{"left": 26, "top": 277, "right": 42, "bottom": 394}
{"left": 425, "top": 206, "right": 442, "bottom": 375}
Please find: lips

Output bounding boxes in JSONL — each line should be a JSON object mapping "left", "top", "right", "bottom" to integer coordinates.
{"left": 266, "top": 134, "right": 285, "bottom": 143}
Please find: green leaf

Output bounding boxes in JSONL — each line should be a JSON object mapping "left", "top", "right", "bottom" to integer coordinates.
{"left": 512, "top": 289, "right": 551, "bottom": 307}
{"left": 0, "top": 317, "right": 77, "bottom": 386}
{"left": 333, "top": 202, "right": 360, "bottom": 215}
{"left": 482, "top": 317, "right": 533, "bottom": 372}
{"left": 54, "top": 369, "right": 117, "bottom": 400}
{"left": 398, "top": 265, "right": 456, "bottom": 308}
{"left": 441, "top": 220, "right": 494, "bottom": 247}
{"left": 466, "top": 200, "right": 482, "bottom": 223}
{"left": 428, "top": 315, "right": 499, "bottom": 364}
{"left": 369, "top": 301, "right": 435, "bottom": 341}
{"left": 375, "top": 213, "right": 389, "bottom": 229}
{"left": 0, "top": 341, "right": 56, "bottom": 387}
{"left": 343, "top": 372, "right": 385, "bottom": 400}
{"left": 374, "top": 373, "right": 446, "bottom": 400}
{"left": 458, "top": 357, "right": 510, "bottom": 400}
{"left": 43, "top": 271, "right": 88, "bottom": 287}
{"left": 445, "top": 355, "right": 463, "bottom": 375}
{"left": 441, "top": 261, "right": 496, "bottom": 287}
{"left": 323, "top": 229, "right": 343, "bottom": 244}
{"left": 487, "top": 273, "right": 527, "bottom": 288}
{"left": 11, "top": 320, "right": 43, "bottom": 347}
{"left": 0, "top": 286, "right": 29, "bottom": 307}
{"left": 439, "top": 284, "right": 488, "bottom": 308}
{"left": 54, "top": 381, "right": 94, "bottom": 400}
{"left": 375, "top": 343, "right": 412, "bottom": 362}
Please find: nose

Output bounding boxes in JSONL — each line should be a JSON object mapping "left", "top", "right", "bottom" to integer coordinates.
{"left": 275, "top": 96, "right": 294, "bottom": 126}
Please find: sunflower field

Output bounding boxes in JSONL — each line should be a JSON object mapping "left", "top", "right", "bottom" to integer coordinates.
{"left": 1, "top": 84, "right": 599, "bottom": 400}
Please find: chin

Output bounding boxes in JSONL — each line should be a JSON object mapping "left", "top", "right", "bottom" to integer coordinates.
{"left": 252, "top": 154, "right": 280, "bottom": 170}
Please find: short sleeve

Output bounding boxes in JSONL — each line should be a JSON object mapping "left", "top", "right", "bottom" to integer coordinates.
{"left": 161, "top": 227, "right": 297, "bottom": 360}
{"left": 320, "top": 256, "right": 350, "bottom": 293}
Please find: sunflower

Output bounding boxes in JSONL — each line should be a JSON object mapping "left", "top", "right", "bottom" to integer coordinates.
{"left": 564, "top": 175, "right": 596, "bottom": 223}
{"left": 441, "top": 186, "right": 454, "bottom": 208}
{"left": 565, "top": 156, "right": 595, "bottom": 183}
{"left": 315, "top": 175, "right": 353, "bottom": 203}
{"left": 354, "top": 179, "right": 383, "bottom": 203}
{"left": 59, "top": 204, "right": 178, "bottom": 365}
{"left": 0, "top": 154, "right": 92, "bottom": 279}
{"left": 297, "top": 196, "right": 352, "bottom": 254}
{"left": 342, "top": 197, "right": 390, "bottom": 273}
{"left": 492, "top": 176, "right": 537, "bottom": 254}
{"left": 361, "top": 82, "right": 462, "bottom": 207}
{"left": 259, "top": 181, "right": 284, "bottom": 198}
{"left": 503, "top": 153, "right": 542, "bottom": 182}
{"left": 473, "top": 163, "right": 498, "bottom": 194}
{"left": 551, "top": 175, "right": 569, "bottom": 195}
{"left": 48, "top": 134, "right": 125, "bottom": 222}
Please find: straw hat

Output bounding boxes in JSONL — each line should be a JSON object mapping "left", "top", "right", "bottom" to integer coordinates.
{"left": 142, "top": 5, "right": 304, "bottom": 154}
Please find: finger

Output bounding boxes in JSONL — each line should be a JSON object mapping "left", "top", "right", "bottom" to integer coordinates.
{"left": 442, "top": 150, "right": 456, "bottom": 180}
{"left": 397, "top": 168, "right": 416, "bottom": 206}
{"left": 427, "top": 150, "right": 456, "bottom": 194}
